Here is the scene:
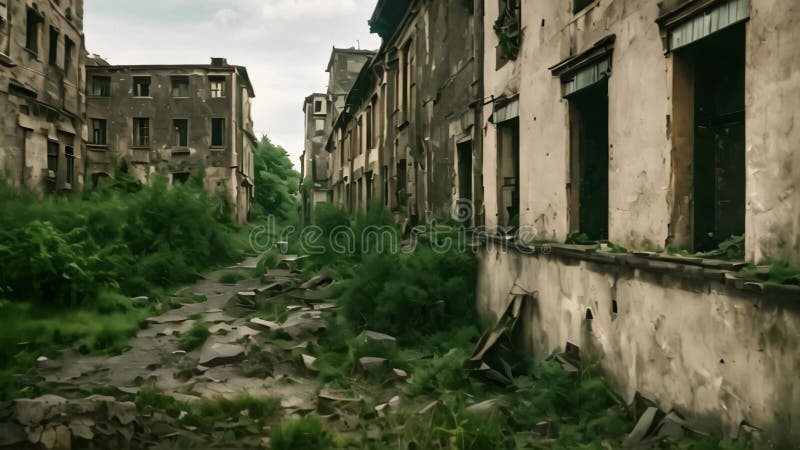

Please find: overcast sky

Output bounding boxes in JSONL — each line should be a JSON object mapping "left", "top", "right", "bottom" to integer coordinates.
{"left": 84, "top": 0, "right": 381, "bottom": 169}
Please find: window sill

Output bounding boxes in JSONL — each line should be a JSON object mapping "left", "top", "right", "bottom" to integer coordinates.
{"left": 87, "top": 144, "right": 109, "bottom": 150}
{"left": 23, "top": 47, "right": 40, "bottom": 59}
{"left": 132, "top": 96, "right": 152, "bottom": 99}
{"left": 88, "top": 95, "right": 111, "bottom": 99}
{"left": 130, "top": 146, "right": 151, "bottom": 150}
{"left": 210, "top": 147, "right": 226, "bottom": 152}
{"left": 171, "top": 148, "right": 191, "bottom": 155}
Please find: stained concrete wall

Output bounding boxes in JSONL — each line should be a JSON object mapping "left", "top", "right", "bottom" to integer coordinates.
{"left": 0, "top": 0, "right": 85, "bottom": 194}
{"left": 745, "top": 0, "right": 800, "bottom": 265}
{"left": 477, "top": 246, "right": 799, "bottom": 446}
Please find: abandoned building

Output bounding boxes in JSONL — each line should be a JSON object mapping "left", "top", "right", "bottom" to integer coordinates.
{"left": 85, "top": 58, "right": 256, "bottom": 222}
{"left": 0, "top": 0, "right": 86, "bottom": 194}
{"left": 310, "top": 0, "right": 800, "bottom": 444}
{"left": 324, "top": 0, "right": 481, "bottom": 226}
{"left": 301, "top": 47, "right": 374, "bottom": 223}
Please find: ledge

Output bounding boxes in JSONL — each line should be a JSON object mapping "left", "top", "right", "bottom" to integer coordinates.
{"left": 474, "top": 233, "right": 798, "bottom": 300}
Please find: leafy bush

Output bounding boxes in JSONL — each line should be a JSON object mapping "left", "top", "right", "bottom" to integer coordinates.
{"left": 270, "top": 415, "right": 337, "bottom": 450}
{"left": 178, "top": 323, "right": 210, "bottom": 352}
{"left": 251, "top": 136, "right": 300, "bottom": 221}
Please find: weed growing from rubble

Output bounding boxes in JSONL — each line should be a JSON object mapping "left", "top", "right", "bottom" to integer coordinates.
{"left": 178, "top": 323, "right": 210, "bottom": 352}
{"left": 270, "top": 415, "right": 337, "bottom": 450}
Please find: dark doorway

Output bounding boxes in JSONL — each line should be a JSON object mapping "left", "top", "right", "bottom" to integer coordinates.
{"left": 497, "top": 118, "right": 520, "bottom": 227}
{"left": 689, "top": 25, "right": 746, "bottom": 251}
{"left": 457, "top": 141, "right": 473, "bottom": 211}
{"left": 569, "top": 80, "right": 609, "bottom": 240}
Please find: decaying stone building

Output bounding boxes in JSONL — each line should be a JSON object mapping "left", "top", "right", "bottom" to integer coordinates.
{"left": 326, "top": 0, "right": 482, "bottom": 225}
{"left": 314, "top": 0, "right": 800, "bottom": 444}
{"left": 0, "top": 0, "right": 86, "bottom": 194}
{"left": 85, "top": 58, "right": 256, "bottom": 222}
{"left": 301, "top": 48, "right": 373, "bottom": 223}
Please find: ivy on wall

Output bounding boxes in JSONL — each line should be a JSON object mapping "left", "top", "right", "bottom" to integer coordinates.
{"left": 494, "top": 0, "right": 522, "bottom": 61}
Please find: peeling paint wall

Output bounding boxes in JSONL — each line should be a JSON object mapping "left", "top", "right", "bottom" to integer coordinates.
{"left": 745, "top": 0, "right": 800, "bottom": 264}
{"left": 0, "top": 0, "right": 86, "bottom": 194}
{"left": 86, "top": 63, "right": 255, "bottom": 221}
{"left": 477, "top": 246, "right": 799, "bottom": 446}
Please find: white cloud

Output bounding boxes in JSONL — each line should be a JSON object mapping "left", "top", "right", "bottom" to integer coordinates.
{"left": 261, "top": 0, "right": 360, "bottom": 20}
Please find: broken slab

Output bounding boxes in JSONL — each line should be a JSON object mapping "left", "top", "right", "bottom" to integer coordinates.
{"left": 359, "top": 357, "right": 388, "bottom": 372}
{"left": 14, "top": 395, "right": 68, "bottom": 426}
{"left": 198, "top": 343, "right": 246, "bottom": 367}
{"left": 246, "top": 318, "right": 281, "bottom": 331}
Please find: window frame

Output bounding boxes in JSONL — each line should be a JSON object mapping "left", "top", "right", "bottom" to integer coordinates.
{"left": 173, "top": 118, "right": 189, "bottom": 148}
{"left": 25, "top": 7, "right": 43, "bottom": 56}
{"left": 91, "top": 118, "right": 107, "bottom": 145}
{"left": 91, "top": 76, "right": 111, "bottom": 97}
{"left": 209, "top": 76, "right": 226, "bottom": 98}
{"left": 132, "top": 76, "right": 151, "bottom": 97}
{"left": 171, "top": 76, "right": 190, "bottom": 98}
{"left": 133, "top": 118, "right": 151, "bottom": 147}
{"left": 211, "top": 118, "right": 225, "bottom": 148}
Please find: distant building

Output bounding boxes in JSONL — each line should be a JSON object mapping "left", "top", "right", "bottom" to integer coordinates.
{"left": 0, "top": 0, "right": 86, "bottom": 194}
{"left": 300, "top": 47, "right": 373, "bottom": 223}
{"left": 85, "top": 58, "right": 256, "bottom": 222}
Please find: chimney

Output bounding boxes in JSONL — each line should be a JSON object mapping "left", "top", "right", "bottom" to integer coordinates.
{"left": 210, "top": 58, "right": 228, "bottom": 67}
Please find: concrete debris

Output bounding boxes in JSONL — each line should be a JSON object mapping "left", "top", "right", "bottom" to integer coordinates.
{"left": 622, "top": 407, "right": 706, "bottom": 448}
{"left": 318, "top": 389, "right": 361, "bottom": 403}
{"left": 392, "top": 368, "right": 409, "bottom": 379}
{"left": 280, "top": 310, "right": 327, "bottom": 338}
{"left": 299, "top": 275, "right": 334, "bottom": 290}
{"left": 198, "top": 343, "right": 246, "bottom": 367}
{"left": 313, "top": 303, "right": 337, "bottom": 311}
{"left": 465, "top": 294, "right": 529, "bottom": 386}
{"left": 359, "top": 330, "right": 397, "bottom": 342}
{"left": 36, "top": 356, "right": 49, "bottom": 363}
{"left": 302, "top": 354, "right": 319, "bottom": 372}
{"left": 0, "top": 423, "right": 26, "bottom": 447}
{"left": 359, "top": 357, "right": 388, "bottom": 372}
{"left": 466, "top": 399, "right": 500, "bottom": 415}
{"left": 417, "top": 400, "right": 439, "bottom": 415}
{"left": 246, "top": 318, "right": 281, "bottom": 331}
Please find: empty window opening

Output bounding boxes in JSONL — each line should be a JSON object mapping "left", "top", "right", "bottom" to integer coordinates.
{"left": 457, "top": 141, "right": 474, "bottom": 222}
{"left": 171, "top": 76, "right": 189, "bottom": 97}
{"left": 173, "top": 172, "right": 190, "bottom": 185}
{"left": 210, "top": 76, "right": 225, "bottom": 98}
{"left": 682, "top": 25, "right": 746, "bottom": 252}
{"left": 396, "top": 159, "right": 408, "bottom": 208}
{"left": 382, "top": 165, "right": 389, "bottom": 206}
{"left": 611, "top": 299, "right": 619, "bottom": 315}
{"left": 26, "top": 8, "right": 43, "bottom": 55}
{"left": 497, "top": 118, "right": 520, "bottom": 227}
{"left": 92, "top": 76, "right": 110, "bottom": 96}
{"left": 366, "top": 107, "right": 373, "bottom": 149}
{"left": 585, "top": 308, "right": 594, "bottom": 321}
{"left": 401, "top": 40, "right": 414, "bottom": 122}
{"left": 48, "top": 26, "right": 58, "bottom": 66}
{"left": 573, "top": 0, "right": 594, "bottom": 14}
{"left": 173, "top": 119, "right": 188, "bottom": 147}
{"left": 46, "top": 141, "right": 58, "bottom": 175}
{"left": 65, "top": 146, "right": 74, "bottom": 185}
{"left": 211, "top": 118, "right": 225, "bottom": 147}
{"left": 91, "top": 119, "right": 107, "bottom": 145}
{"left": 366, "top": 171, "right": 374, "bottom": 203}
{"left": 568, "top": 79, "right": 609, "bottom": 240}
{"left": 133, "top": 118, "right": 150, "bottom": 147}
{"left": 133, "top": 77, "right": 151, "bottom": 97}
{"left": 64, "top": 37, "right": 74, "bottom": 73}
{"left": 496, "top": 0, "right": 522, "bottom": 65}
{"left": 314, "top": 100, "right": 323, "bottom": 113}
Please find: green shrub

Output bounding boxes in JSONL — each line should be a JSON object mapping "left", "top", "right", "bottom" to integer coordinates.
{"left": 219, "top": 271, "right": 248, "bottom": 284}
{"left": 270, "top": 415, "right": 337, "bottom": 450}
{"left": 178, "top": 323, "right": 210, "bottom": 352}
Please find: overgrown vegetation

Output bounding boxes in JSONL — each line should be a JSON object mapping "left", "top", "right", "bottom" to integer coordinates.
{"left": 178, "top": 323, "right": 211, "bottom": 352}
{"left": 252, "top": 135, "right": 301, "bottom": 221}
{"left": 270, "top": 415, "right": 337, "bottom": 450}
{"left": 0, "top": 167, "right": 255, "bottom": 400}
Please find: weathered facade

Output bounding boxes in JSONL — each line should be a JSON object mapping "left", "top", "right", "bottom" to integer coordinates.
{"left": 300, "top": 93, "right": 330, "bottom": 222}
{"left": 475, "top": 0, "right": 800, "bottom": 445}
{"left": 0, "top": 0, "right": 86, "bottom": 194}
{"left": 85, "top": 59, "right": 256, "bottom": 222}
{"left": 301, "top": 48, "right": 373, "bottom": 223}
{"left": 327, "top": 0, "right": 482, "bottom": 226}
{"left": 313, "top": 0, "right": 800, "bottom": 444}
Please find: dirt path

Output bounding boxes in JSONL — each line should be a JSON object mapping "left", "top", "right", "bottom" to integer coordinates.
{"left": 4, "top": 257, "right": 334, "bottom": 449}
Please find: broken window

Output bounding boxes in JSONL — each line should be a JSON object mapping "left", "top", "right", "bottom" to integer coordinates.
{"left": 26, "top": 8, "right": 43, "bottom": 55}
{"left": 171, "top": 76, "right": 189, "bottom": 97}
{"left": 458, "top": 141, "right": 473, "bottom": 212}
{"left": 91, "top": 76, "right": 110, "bottom": 96}
{"left": 672, "top": 24, "right": 746, "bottom": 251}
{"left": 573, "top": 0, "right": 594, "bottom": 14}
{"left": 568, "top": 79, "right": 609, "bottom": 240}
{"left": 65, "top": 146, "right": 74, "bottom": 185}
{"left": 497, "top": 118, "right": 519, "bottom": 227}
{"left": 401, "top": 40, "right": 414, "bottom": 122}
{"left": 495, "top": 0, "right": 521, "bottom": 65}
{"left": 47, "top": 141, "right": 58, "bottom": 176}
{"left": 172, "top": 172, "right": 190, "bottom": 185}
{"left": 133, "top": 77, "right": 151, "bottom": 97}
{"left": 173, "top": 119, "right": 188, "bottom": 147}
{"left": 64, "top": 37, "right": 74, "bottom": 74}
{"left": 48, "top": 26, "right": 58, "bottom": 66}
{"left": 91, "top": 119, "right": 107, "bottom": 145}
{"left": 211, "top": 118, "right": 225, "bottom": 147}
{"left": 133, "top": 118, "right": 150, "bottom": 147}
{"left": 209, "top": 76, "right": 225, "bottom": 98}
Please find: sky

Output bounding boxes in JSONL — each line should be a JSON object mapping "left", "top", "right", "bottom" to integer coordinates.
{"left": 84, "top": 0, "right": 381, "bottom": 169}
